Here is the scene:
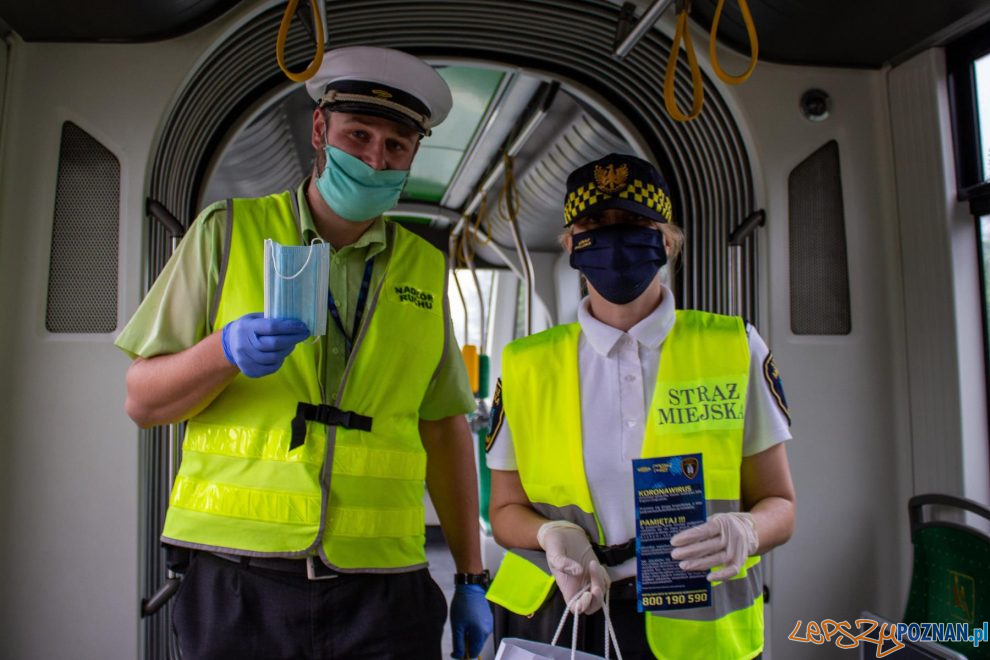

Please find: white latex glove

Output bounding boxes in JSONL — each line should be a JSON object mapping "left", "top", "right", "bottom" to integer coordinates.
{"left": 537, "top": 520, "right": 611, "bottom": 614}
{"left": 669, "top": 512, "right": 759, "bottom": 582}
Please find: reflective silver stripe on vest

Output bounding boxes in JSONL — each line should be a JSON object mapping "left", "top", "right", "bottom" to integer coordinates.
{"left": 316, "top": 237, "right": 390, "bottom": 568}
{"left": 650, "top": 560, "right": 762, "bottom": 622}
{"left": 532, "top": 503, "right": 601, "bottom": 542}
{"left": 210, "top": 199, "right": 236, "bottom": 330}
{"left": 708, "top": 499, "right": 740, "bottom": 514}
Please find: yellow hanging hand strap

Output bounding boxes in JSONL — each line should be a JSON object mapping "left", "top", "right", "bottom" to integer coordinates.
{"left": 499, "top": 152, "right": 520, "bottom": 222}
{"left": 471, "top": 196, "right": 493, "bottom": 247}
{"left": 664, "top": 1, "right": 705, "bottom": 123}
{"left": 276, "top": 0, "right": 326, "bottom": 83}
{"left": 709, "top": 0, "right": 759, "bottom": 84}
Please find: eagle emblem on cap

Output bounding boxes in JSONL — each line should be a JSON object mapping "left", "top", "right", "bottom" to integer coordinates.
{"left": 371, "top": 89, "right": 393, "bottom": 99}
{"left": 594, "top": 163, "right": 629, "bottom": 194}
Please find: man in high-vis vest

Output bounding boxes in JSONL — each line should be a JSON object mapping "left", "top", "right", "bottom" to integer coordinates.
{"left": 117, "top": 46, "right": 493, "bottom": 659}
{"left": 485, "top": 154, "right": 796, "bottom": 659}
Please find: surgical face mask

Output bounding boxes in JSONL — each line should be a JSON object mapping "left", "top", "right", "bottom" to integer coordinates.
{"left": 568, "top": 224, "right": 667, "bottom": 305}
{"left": 264, "top": 238, "right": 330, "bottom": 336}
{"left": 315, "top": 145, "right": 409, "bottom": 221}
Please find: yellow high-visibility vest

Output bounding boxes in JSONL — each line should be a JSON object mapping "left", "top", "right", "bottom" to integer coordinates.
{"left": 487, "top": 310, "right": 763, "bottom": 659}
{"left": 162, "top": 190, "right": 446, "bottom": 571}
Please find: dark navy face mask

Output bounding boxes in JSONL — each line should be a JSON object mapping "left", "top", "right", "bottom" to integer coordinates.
{"left": 569, "top": 224, "right": 667, "bottom": 305}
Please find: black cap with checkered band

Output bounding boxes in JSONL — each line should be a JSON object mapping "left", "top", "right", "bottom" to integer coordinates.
{"left": 563, "top": 153, "right": 673, "bottom": 227}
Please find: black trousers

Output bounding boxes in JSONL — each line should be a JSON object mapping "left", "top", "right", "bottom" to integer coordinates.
{"left": 172, "top": 552, "right": 448, "bottom": 660}
{"left": 493, "top": 578, "right": 654, "bottom": 659}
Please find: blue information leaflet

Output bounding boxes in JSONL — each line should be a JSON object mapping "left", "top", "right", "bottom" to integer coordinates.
{"left": 633, "top": 454, "right": 710, "bottom": 612}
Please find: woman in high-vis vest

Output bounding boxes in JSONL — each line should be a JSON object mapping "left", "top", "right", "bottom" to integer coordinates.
{"left": 485, "top": 154, "right": 796, "bottom": 660}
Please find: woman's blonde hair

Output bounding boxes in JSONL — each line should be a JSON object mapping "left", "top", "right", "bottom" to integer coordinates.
{"left": 658, "top": 222, "right": 685, "bottom": 278}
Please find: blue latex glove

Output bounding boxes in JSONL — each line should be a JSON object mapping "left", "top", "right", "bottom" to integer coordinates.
{"left": 221, "top": 313, "right": 310, "bottom": 378}
{"left": 450, "top": 583, "right": 493, "bottom": 659}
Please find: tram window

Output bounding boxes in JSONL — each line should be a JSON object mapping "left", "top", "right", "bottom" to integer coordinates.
{"left": 976, "top": 54, "right": 990, "bottom": 181}
{"left": 948, "top": 23, "right": 990, "bottom": 194}
{"left": 948, "top": 26, "right": 990, "bottom": 419}
{"left": 981, "top": 217, "right": 990, "bottom": 352}
{"left": 449, "top": 269, "right": 496, "bottom": 351}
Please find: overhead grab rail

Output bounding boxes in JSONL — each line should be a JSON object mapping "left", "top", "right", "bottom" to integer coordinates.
{"left": 462, "top": 222, "right": 490, "bottom": 398}
{"left": 449, "top": 84, "right": 558, "bottom": 337}
{"left": 614, "top": 0, "right": 676, "bottom": 58}
{"left": 451, "top": 217, "right": 486, "bottom": 396}
{"left": 455, "top": 217, "right": 555, "bottom": 330}
{"left": 276, "top": 0, "right": 326, "bottom": 83}
{"left": 613, "top": 0, "right": 759, "bottom": 122}
{"left": 452, "top": 189, "right": 527, "bottom": 284}
{"left": 462, "top": 218, "right": 489, "bottom": 354}
{"left": 500, "top": 152, "right": 536, "bottom": 337}
{"left": 460, "top": 82, "right": 558, "bottom": 219}
{"left": 449, "top": 232, "right": 471, "bottom": 356}
{"left": 450, "top": 82, "right": 558, "bottom": 263}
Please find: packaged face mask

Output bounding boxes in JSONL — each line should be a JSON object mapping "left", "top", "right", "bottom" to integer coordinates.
{"left": 264, "top": 238, "right": 330, "bottom": 336}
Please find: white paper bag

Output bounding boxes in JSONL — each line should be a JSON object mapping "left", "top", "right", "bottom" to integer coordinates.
{"left": 494, "top": 586, "right": 621, "bottom": 660}
{"left": 494, "top": 637, "right": 605, "bottom": 660}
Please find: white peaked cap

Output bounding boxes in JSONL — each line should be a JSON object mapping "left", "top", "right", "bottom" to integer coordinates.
{"left": 305, "top": 46, "right": 452, "bottom": 134}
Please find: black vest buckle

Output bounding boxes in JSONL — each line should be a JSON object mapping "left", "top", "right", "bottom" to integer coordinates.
{"left": 290, "top": 402, "right": 373, "bottom": 450}
{"left": 592, "top": 538, "right": 637, "bottom": 567}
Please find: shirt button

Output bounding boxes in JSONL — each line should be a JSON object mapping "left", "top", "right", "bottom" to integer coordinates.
{"left": 625, "top": 419, "right": 637, "bottom": 428}
{"left": 331, "top": 346, "right": 340, "bottom": 355}
{"left": 624, "top": 374, "right": 636, "bottom": 382}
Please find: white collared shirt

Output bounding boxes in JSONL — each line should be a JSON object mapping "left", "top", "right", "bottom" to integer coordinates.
{"left": 486, "top": 287, "right": 791, "bottom": 579}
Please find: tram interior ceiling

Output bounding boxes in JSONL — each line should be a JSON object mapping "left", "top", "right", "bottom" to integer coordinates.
{"left": 0, "top": 0, "right": 987, "bottom": 64}
{"left": 3, "top": 0, "right": 987, "bottom": 249}
{"left": 3, "top": 0, "right": 985, "bottom": 249}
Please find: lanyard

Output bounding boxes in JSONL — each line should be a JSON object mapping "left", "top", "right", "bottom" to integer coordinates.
{"left": 327, "top": 258, "right": 374, "bottom": 357}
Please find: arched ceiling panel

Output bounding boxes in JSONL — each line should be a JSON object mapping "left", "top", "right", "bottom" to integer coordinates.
{"left": 149, "top": 0, "right": 756, "bottom": 314}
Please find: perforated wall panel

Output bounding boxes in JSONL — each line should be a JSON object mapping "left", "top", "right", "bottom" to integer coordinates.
{"left": 788, "top": 140, "right": 851, "bottom": 335}
{"left": 46, "top": 122, "right": 120, "bottom": 333}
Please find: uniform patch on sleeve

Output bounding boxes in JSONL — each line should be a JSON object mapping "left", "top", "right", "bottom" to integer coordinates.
{"left": 763, "top": 353, "right": 791, "bottom": 425}
{"left": 485, "top": 378, "right": 505, "bottom": 453}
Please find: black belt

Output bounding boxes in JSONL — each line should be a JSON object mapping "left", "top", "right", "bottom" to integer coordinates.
{"left": 610, "top": 576, "right": 639, "bottom": 601}
{"left": 592, "top": 538, "right": 636, "bottom": 567}
{"left": 210, "top": 552, "right": 341, "bottom": 580}
{"left": 290, "top": 402, "right": 373, "bottom": 450}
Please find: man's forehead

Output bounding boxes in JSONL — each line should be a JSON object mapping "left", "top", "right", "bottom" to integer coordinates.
{"left": 329, "top": 111, "right": 419, "bottom": 139}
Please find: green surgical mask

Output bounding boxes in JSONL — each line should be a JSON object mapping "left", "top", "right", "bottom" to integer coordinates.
{"left": 315, "top": 146, "right": 408, "bottom": 221}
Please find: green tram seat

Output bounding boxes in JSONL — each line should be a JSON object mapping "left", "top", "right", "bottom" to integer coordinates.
{"left": 903, "top": 494, "right": 990, "bottom": 659}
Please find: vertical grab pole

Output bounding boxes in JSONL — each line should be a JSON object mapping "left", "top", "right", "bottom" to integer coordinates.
{"left": 727, "top": 210, "right": 765, "bottom": 319}
{"left": 727, "top": 244, "right": 741, "bottom": 316}
{"left": 141, "top": 201, "right": 186, "bottom": 622}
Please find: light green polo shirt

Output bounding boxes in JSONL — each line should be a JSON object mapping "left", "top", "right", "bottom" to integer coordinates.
{"left": 116, "top": 181, "right": 475, "bottom": 420}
